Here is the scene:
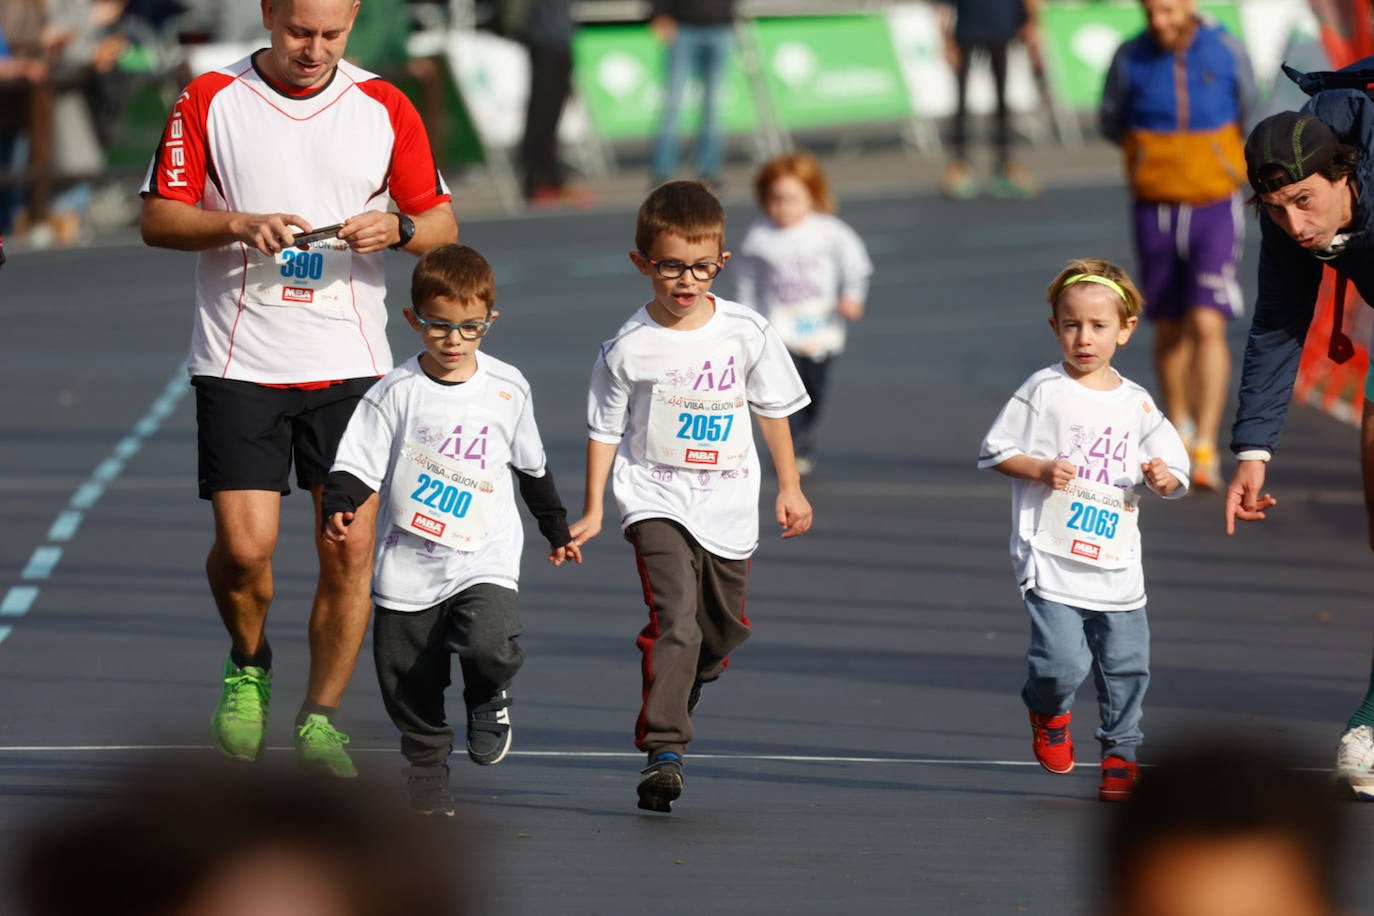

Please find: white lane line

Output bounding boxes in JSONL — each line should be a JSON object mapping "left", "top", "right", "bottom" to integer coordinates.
{"left": 0, "top": 745, "right": 1042, "bottom": 767}
{"left": 0, "top": 366, "right": 189, "bottom": 626}
{"left": 0, "top": 745, "right": 1336, "bottom": 776}
{"left": 0, "top": 627, "right": 11, "bottom": 646}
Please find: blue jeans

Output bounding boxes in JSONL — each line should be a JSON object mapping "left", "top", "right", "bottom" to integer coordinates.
{"left": 652, "top": 23, "right": 733, "bottom": 182}
{"left": 1021, "top": 590, "right": 1149, "bottom": 762}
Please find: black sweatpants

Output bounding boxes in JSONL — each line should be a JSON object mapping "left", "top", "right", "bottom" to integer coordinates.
{"left": 373, "top": 583, "right": 525, "bottom": 767}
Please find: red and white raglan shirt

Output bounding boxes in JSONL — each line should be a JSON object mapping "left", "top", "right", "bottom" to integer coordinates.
{"left": 140, "top": 53, "right": 452, "bottom": 383}
{"left": 587, "top": 296, "right": 810, "bottom": 559}
{"left": 329, "top": 352, "right": 562, "bottom": 612}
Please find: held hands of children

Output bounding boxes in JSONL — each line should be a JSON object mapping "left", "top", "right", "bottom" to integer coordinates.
{"left": 1141, "top": 457, "right": 1181, "bottom": 496}
{"left": 323, "top": 511, "right": 354, "bottom": 543}
{"left": 566, "top": 513, "right": 601, "bottom": 549}
{"left": 548, "top": 540, "right": 583, "bottom": 567}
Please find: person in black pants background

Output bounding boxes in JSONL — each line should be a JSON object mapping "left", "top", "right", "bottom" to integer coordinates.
{"left": 516, "top": 0, "right": 591, "bottom": 207}
{"left": 938, "top": 0, "right": 1042, "bottom": 199}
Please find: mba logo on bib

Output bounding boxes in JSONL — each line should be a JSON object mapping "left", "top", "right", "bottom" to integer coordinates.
{"left": 686, "top": 448, "right": 719, "bottom": 465}
{"left": 283, "top": 286, "right": 314, "bottom": 303}
{"left": 411, "top": 513, "right": 445, "bottom": 538}
{"left": 1070, "top": 540, "right": 1101, "bottom": 561}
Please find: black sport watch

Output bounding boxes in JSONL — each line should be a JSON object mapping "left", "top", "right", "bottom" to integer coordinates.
{"left": 390, "top": 212, "right": 415, "bottom": 250}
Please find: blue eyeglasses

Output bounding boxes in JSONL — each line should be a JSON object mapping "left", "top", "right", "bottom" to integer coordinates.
{"left": 414, "top": 315, "right": 492, "bottom": 340}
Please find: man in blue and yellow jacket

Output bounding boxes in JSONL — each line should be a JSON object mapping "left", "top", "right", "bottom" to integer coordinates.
{"left": 1101, "top": 0, "right": 1255, "bottom": 490}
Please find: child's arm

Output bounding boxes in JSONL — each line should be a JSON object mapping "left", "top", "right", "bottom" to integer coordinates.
{"left": 992, "top": 455, "right": 1076, "bottom": 490}
{"left": 835, "top": 219, "right": 872, "bottom": 322}
{"left": 1139, "top": 412, "right": 1191, "bottom": 499}
{"left": 1141, "top": 457, "right": 1182, "bottom": 497}
{"left": 755, "top": 414, "right": 813, "bottom": 538}
{"left": 568, "top": 438, "right": 618, "bottom": 547}
{"left": 320, "top": 471, "right": 377, "bottom": 543}
{"left": 514, "top": 466, "right": 583, "bottom": 567}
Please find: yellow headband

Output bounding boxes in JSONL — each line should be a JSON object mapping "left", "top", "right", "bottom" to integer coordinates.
{"left": 1063, "top": 273, "right": 1128, "bottom": 304}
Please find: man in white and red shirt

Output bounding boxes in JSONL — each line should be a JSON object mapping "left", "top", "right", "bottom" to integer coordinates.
{"left": 139, "top": 0, "right": 457, "bottom": 778}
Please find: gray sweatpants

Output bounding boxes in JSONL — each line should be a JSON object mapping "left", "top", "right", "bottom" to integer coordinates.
{"left": 628, "top": 519, "right": 751, "bottom": 758}
{"left": 373, "top": 583, "right": 525, "bottom": 767}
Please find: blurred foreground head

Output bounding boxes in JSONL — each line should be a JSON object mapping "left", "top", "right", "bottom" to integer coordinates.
{"left": 14, "top": 757, "right": 474, "bottom": 916}
{"left": 1102, "top": 741, "right": 1347, "bottom": 916}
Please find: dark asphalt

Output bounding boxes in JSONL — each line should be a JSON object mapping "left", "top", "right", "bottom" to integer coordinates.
{"left": 0, "top": 185, "right": 1371, "bottom": 914}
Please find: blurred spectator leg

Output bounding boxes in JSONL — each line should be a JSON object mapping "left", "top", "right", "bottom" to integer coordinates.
{"left": 0, "top": 123, "right": 18, "bottom": 233}
{"left": 408, "top": 55, "right": 447, "bottom": 162}
{"left": 694, "top": 25, "right": 731, "bottom": 186}
{"left": 988, "top": 42, "right": 1037, "bottom": 197}
{"left": 521, "top": 42, "right": 571, "bottom": 204}
{"left": 651, "top": 30, "right": 690, "bottom": 185}
{"left": 24, "top": 77, "right": 53, "bottom": 232}
{"left": 941, "top": 45, "right": 977, "bottom": 199}
{"left": 48, "top": 81, "right": 104, "bottom": 243}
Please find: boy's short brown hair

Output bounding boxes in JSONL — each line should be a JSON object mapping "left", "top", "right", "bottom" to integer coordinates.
{"left": 635, "top": 180, "right": 726, "bottom": 253}
{"left": 410, "top": 244, "right": 496, "bottom": 313}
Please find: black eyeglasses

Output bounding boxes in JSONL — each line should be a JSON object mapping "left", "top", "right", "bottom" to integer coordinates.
{"left": 640, "top": 254, "right": 724, "bottom": 281}
{"left": 414, "top": 315, "right": 492, "bottom": 340}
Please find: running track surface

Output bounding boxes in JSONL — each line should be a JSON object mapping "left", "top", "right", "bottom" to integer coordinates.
{"left": 1, "top": 185, "right": 1371, "bottom": 914}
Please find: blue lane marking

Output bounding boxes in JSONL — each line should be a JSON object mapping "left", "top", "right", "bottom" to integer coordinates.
{"left": 0, "top": 364, "right": 189, "bottom": 637}
{"left": 1, "top": 588, "right": 38, "bottom": 616}
{"left": 70, "top": 482, "right": 104, "bottom": 509}
{"left": 92, "top": 457, "right": 124, "bottom": 482}
{"left": 22, "top": 547, "right": 63, "bottom": 580}
{"left": 47, "top": 510, "right": 83, "bottom": 543}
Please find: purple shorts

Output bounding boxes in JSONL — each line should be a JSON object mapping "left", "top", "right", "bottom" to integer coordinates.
{"left": 1131, "top": 197, "right": 1245, "bottom": 322}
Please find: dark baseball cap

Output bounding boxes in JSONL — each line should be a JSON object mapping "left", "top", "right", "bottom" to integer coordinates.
{"left": 1245, "top": 111, "right": 1343, "bottom": 193}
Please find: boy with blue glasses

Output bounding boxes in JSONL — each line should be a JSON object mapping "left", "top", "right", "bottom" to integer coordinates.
{"left": 322, "top": 244, "right": 580, "bottom": 814}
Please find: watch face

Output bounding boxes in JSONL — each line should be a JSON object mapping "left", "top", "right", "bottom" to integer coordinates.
{"left": 394, "top": 214, "right": 415, "bottom": 248}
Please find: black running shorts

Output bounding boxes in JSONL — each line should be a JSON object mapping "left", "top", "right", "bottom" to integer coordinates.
{"left": 192, "top": 376, "right": 377, "bottom": 500}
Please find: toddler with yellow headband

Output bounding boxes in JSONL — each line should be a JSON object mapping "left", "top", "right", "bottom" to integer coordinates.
{"left": 977, "top": 258, "right": 1190, "bottom": 802}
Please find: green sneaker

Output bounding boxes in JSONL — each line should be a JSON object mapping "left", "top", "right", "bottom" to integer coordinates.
{"left": 211, "top": 656, "right": 271, "bottom": 762}
{"left": 989, "top": 162, "right": 1040, "bottom": 199}
{"left": 295, "top": 713, "right": 358, "bottom": 779}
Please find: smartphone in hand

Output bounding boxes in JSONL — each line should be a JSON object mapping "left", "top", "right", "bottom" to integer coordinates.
{"left": 292, "top": 223, "right": 344, "bottom": 247}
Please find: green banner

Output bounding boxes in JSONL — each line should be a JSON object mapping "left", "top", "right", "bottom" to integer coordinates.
{"left": 750, "top": 16, "right": 911, "bottom": 129}
{"left": 1042, "top": 2, "right": 1244, "bottom": 110}
{"left": 571, "top": 25, "right": 758, "bottom": 141}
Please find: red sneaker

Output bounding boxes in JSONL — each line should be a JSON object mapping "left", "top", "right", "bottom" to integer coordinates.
{"left": 1029, "top": 710, "right": 1074, "bottom": 774}
{"left": 1099, "top": 756, "right": 1139, "bottom": 802}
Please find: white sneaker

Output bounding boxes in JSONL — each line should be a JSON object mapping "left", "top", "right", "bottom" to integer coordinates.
{"left": 1334, "top": 725, "right": 1374, "bottom": 799}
